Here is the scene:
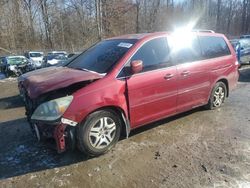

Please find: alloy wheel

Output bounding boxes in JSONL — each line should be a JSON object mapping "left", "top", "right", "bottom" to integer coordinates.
{"left": 213, "top": 86, "right": 225, "bottom": 107}
{"left": 88, "top": 117, "right": 116, "bottom": 149}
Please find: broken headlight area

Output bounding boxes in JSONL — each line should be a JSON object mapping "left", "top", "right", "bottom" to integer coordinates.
{"left": 31, "top": 95, "right": 73, "bottom": 121}
{"left": 30, "top": 95, "right": 76, "bottom": 153}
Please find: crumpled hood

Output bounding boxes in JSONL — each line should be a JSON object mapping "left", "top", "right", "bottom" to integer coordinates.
{"left": 19, "top": 66, "right": 103, "bottom": 99}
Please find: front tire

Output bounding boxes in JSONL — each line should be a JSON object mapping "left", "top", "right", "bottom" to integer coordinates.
{"left": 205, "top": 82, "right": 227, "bottom": 110}
{"left": 77, "top": 110, "right": 121, "bottom": 156}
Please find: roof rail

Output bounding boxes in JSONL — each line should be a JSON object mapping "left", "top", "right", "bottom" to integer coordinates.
{"left": 192, "top": 29, "right": 215, "bottom": 33}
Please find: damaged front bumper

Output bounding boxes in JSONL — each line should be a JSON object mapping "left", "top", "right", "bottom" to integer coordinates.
{"left": 31, "top": 118, "right": 78, "bottom": 153}
{"left": 18, "top": 81, "right": 78, "bottom": 153}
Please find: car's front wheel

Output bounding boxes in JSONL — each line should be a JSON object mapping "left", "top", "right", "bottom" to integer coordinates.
{"left": 77, "top": 110, "right": 121, "bottom": 156}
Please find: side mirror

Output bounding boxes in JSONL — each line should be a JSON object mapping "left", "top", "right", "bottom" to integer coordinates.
{"left": 241, "top": 47, "right": 244, "bottom": 50}
{"left": 130, "top": 60, "right": 143, "bottom": 74}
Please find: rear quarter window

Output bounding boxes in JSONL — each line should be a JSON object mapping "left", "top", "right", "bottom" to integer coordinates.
{"left": 199, "top": 36, "right": 231, "bottom": 59}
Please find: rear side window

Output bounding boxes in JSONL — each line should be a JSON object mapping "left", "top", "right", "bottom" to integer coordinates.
{"left": 199, "top": 36, "right": 231, "bottom": 59}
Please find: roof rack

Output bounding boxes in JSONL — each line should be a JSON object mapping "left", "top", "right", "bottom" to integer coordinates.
{"left": 192, "top": 29, "right": 215, "bottom": 33}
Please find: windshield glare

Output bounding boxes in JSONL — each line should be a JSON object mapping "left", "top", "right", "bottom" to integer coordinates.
{"left": 67, "top": 39, "right": 137, "bottom": 74}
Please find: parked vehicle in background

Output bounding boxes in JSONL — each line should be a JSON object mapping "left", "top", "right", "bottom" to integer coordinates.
{"left": 238, "top": 38, "right": 250, "bottom": 64}
{"left": 43, "top": 51, "right": 68, "bottom": 67}
{"left": 48, "top": 51, "right": 67, "bottom": 57}
{"left": 68, "top": 53, "right": 77, "bottom": 58}
{"left": 229, "top": 39, "right": 241, "bottom": 63}
{"left": 1, "top": 56, "right": 32, "bottom": 77}
{"left": 55, "top": 53, "right": 80, "bottom": 67}
{"left": 229, "top": 38, "right": 250, "bottom": 65}
{"left": 18, "top": 31, "right": 239, "bottom": 156}
{"left": 44, "top": 54, "right": 68, "bottom": 67}
{"left": 24, "top": 51, "right": 44, "bottom": 69}
{"left": 240, "top": 35, "right": 250, "bottom": 39}
{"left": 0, "top": 57, "right": 7, "bottom": 74}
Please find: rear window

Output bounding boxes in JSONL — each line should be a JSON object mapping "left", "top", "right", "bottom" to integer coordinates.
{"left": 199, "top": 36, "right": 231, "bottom": 59}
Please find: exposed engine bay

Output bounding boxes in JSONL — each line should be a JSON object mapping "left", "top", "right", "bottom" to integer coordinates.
{"left": 21, "top": 80, "right": 95, "bottom": 121}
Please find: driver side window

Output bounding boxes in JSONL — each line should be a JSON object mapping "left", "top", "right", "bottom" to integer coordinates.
{"left": 119, "top": 37, "right": 171, "bottom": 77}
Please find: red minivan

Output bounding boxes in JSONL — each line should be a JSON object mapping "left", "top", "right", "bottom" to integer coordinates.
{"left": 18, "top": 31, "right": 239, "bottom": 156}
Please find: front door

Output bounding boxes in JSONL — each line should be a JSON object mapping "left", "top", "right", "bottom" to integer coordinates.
{"left": 124, "top": 37, "right": 178, "bottom": 128}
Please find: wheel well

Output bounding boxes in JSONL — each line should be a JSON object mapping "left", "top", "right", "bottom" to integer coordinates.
{"left": 87, "top": 106, "right": 129, "bottom": 138}
{"left": 217, "top": 78, "right": 229, "bottom": 97}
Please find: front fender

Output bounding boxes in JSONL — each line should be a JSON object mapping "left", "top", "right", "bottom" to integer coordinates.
{"left": 62, "top": 78, "right": 128, "bottom": 124}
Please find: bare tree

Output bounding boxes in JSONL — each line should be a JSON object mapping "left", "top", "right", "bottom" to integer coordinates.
{"left": 216, "top": 0, "right": 222, "bottom": 32}
{"left": 40, "top": 0, "right": 53, "bottom": 49}
{"left": 135, "top": 0, "right": 140, "bottom": 33}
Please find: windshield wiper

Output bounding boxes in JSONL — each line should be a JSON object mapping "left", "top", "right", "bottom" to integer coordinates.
{"left": 81, "top": 68, "right": 106, "bottom": 76}
{"left": 70, "top": 67, "right": 106, "bottom": 75}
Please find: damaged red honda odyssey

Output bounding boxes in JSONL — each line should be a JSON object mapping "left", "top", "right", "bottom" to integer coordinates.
{"left": 18, "top": 31, "right": 239, "bottom": 156}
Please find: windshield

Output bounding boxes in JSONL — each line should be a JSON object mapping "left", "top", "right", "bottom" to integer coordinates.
{"left": 67, "top": 39, "right": 137, "bottom": 74}
{"left": 48, "top": 52, "right": 66, "bottom": 56}
{"left": 30, "top": 52, "right": 43, "bottom": 57}
{"left": 7, "top": 57, "right": 27, "bottom": 65}
{"left": 55, "top": 55, "right": 68, "bottom": 60}
{"left": 48, "top": 54, "right": 67, "bottom": 60}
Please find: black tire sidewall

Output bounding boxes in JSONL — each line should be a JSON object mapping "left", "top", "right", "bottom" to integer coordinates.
{"left": 77, "top": 110, "right": 121, "bottom": 156}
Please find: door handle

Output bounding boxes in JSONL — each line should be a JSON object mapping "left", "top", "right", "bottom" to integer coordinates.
{"left": 181, "top": 71, "right": 190, "bottom": 76}
{"left": 164, "top": 73, "right": 174, "bottom": 80}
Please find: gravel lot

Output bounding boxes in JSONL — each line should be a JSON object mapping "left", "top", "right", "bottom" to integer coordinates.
{"left": 0, "top": 66, "right": 250, "bottom": 188}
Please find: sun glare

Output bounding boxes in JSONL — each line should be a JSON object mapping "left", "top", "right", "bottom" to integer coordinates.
{"left": 168, "top": 21, "right": 197, "bottom": 52}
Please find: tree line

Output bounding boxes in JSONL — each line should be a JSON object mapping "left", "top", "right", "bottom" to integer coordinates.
{"left": 0, "top": 0, "right": 250, "bottom": 55}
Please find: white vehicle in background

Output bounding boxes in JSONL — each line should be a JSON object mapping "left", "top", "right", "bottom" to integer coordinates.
{"left": 24, "top": 51, "right": 44, "bottom": 69}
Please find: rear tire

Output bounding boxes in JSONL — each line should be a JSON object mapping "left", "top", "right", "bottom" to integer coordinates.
{"left": 77, "top": 110, "right": 121, "bottom": 156}
{"left": 205, "top": 82, "right": 227, "bottom": 110}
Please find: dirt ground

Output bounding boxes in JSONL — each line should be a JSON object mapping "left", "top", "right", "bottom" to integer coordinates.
{"left": 0, "top": 67, "right": 250, "bottom": 188}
